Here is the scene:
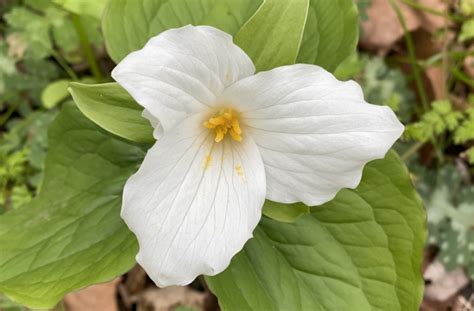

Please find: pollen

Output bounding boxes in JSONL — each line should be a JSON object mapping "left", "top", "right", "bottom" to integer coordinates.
{"left": 203, "top": 108, "right": 242, "bottom": 143}
{"left": 235, "top": 164, "right": 244, "bottom": 177}
{"left": 203, "top": 154, "right": 212, "bottom": 169}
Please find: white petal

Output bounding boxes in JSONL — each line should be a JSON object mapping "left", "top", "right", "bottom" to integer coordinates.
{"left": 142, "top": 109, "right": 163, "bottom": 139}
{"left": 224, "top": 64, "right": 404, "bottom": 206}
{"left": 122, "top": 114, "right": 266, "bottom": 287}
{"left": 112, "top": 25, "right": 255, "bottom": 131}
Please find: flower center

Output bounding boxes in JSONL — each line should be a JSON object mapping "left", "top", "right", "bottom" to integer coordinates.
{"left": 203, "top": 108, "right": 242, "bottom": 143}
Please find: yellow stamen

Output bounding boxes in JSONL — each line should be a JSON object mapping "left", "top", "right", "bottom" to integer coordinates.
{"left": 231, "top": 119, "right": 242, "bottom": 134}
{"left": 229, "top": 128, "right": 242, "bottom": 142}
{"left": 215, "top": 127, "right": 225, "bottom": 142}
{"left": 209, "top": 116, "right": 226, "bottom": 126}
{"left": 203, "top": 108, "right": 243, "bottom": 143}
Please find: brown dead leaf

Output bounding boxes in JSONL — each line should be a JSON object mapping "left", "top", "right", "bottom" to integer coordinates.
{"left": 361, "top": 0, "right": 420, "bottom": 53}
{"left": 425, "top": 66, "right": 447, "bottom": 99}
{"left": 138, "top": 286, "right": 206, "bottom": 311}
{"left": 453, "top": 295, "right": 474, "bottom": 311}
{"left": 361, "top": 0, "right": 449, "bottom": 53}
{"left": 415, "top": 0, "right": 450, "bottom": 33}
{"left": 6, "top": 33, "right": 27, "bottom": 60}
{"left": 64, "top": 278, "right": 121, "bottom": 311}
{"left": 424, "top": 260, "right": 469, "bottom": 302}
{"left": 464, "top": 55, "right": 474, "bottom": 79}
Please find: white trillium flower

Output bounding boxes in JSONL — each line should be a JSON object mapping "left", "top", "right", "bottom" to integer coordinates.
{"left": 112, "top": 25, "right": 404, "bottom": 287}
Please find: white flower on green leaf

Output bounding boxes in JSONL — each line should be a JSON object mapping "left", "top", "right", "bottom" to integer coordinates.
{"left": 112, "top": 25, "right": 404, "bottom": 287}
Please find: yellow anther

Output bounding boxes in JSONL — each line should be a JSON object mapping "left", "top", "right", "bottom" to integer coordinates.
{"left": 209, "top": 116, "right": 226, "bottom": 126}
{"left": 204, "top": 108, "right": 243, "bottom": 143}
{"left": 215, "top": 127, "right": 225, "bottom": 142}
{"left": 229, "top": 128, "right": 242, "bottom": 142}
{"left": 231, "top": 119, "right": 242, "bottom": 134}
{"left": 203, "top": 121, "right": 215, "bottom": 129}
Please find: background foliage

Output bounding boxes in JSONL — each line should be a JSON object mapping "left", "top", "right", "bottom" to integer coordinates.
{"left": 0, "top": 0, "right": 473, "bottom": 310}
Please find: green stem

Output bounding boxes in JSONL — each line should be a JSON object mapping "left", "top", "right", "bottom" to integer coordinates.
{"left": 0, "top": 101, "right": 21, "bottom": 126}
{"left": 389, "top": 0, "right": 430, "bottom": 114}
{"left": 51, "top": 50, "right": 79, "bottom": 81}
{"left": 391, "top": 50, "right": 474, "bottom": 67}
{"left": 2, "top": 185, "right": 12, "bottom": 213}
{"left": 434, "top": 143, "right": 445, "bottom": 164}
{"left": 389, "top": 0, "right": 446, "bottom": 163}
{"left": 401, "top": 141, "right": 425, "bottom": 161}
{"left": 400, "top": 0, "right": 464, "bottom": 22}
{"left": 450, "top": 67, "right": 474, "bottom": 87}
{"left": 71, "top": 14, "right": 103, "bottom": 82}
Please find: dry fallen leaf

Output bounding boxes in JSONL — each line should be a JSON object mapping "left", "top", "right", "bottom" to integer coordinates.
{"left": 138, "top": 286, "right": 206, "bottom": 311}
{"left": 415, "top": 0, "right": 451, "bottom": 33}
{"left": 6, "top": 33, "right": 27, "bottom": 60}
{"left": 425, "top": 66, "right": 447, "bottom": 100}
{"left": 361, "top": 0, "right": 449, "bottom": 53}
{"left": 464, "top": 55, "right": 474, "bottom": 79}
{"left": 424, "top": 260, "right": 470, "bottom": 302}
{"left": 64, "top": 278, "right": 121, "bottom": 311}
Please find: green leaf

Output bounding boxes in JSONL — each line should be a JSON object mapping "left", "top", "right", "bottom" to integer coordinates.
{"left": 333, "top": 52, "right": 363, "bottom": 81}
{"left": 69, "top": 82, "right": 154, "bottom": 144}
{"left": 4, "top": 3, "right": 84, "bottom": 60}
{"left": 4, "top": 7, "right": 52, "bottom": 59}
{"left": 52, "top": 0, "right": 107, "bottom": 19}
{"left": 0, "top": 104, "right": 142, "bottom": 308}
{"left": 102, "top": 0, "right": 262, "bottom": 63}
{"left": 361, "top": 56, "right": 415, "bottom": 123}
{"left": 262, "top": 201, "right": 309, "bottom": 223}
{"left": 0, "top": 293, "right": 25, "bottom": 311}
{"left": 41, "top": 79, "right": 71, "bottom": 109}
{"left": 207, "top": 151, "right": 426, "bottom": 311}
{"left": 297, "top": 0, "right": 359, "bottom": 72}
{"left": 459, "top": 18, "right": 474, "bottom": 42}
{"left": 233, "top": 0, "right": 309, "bottom": 71}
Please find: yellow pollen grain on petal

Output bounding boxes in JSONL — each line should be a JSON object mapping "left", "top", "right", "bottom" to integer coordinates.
{"left": 203, "top": 154, "right": 212, "bottom": 169}
{"left": 235, "top": 164, "right": 245, "bottom": 180}
{"left": 204, "top": 108, "right": 243, "bottom": 143}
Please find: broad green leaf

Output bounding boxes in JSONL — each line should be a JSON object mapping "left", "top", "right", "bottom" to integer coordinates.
{"left": 0, "top": 104, "right": 143, "bottom": 308}
{"left": 41, "top": 79, "right": 71, "bottom": 109}
{"left": 69, "top": 82, "right": 154, "bottom": 144}
{"left": 459, "top": 18, "right": 474, "bottom": 42}
{"left": 297, "top": 0, "right": 359, "bottom": 72}
{"left": 262, "top": 201, "right": 309, "bottom": 223}
{"left": 233, "top": 0, "right": 309, "bottom": 71}
{"left": 53, "top": 0, "right": 107, "bottom": 19}
{"left": 461, "top": 0, "right": 474, "bottom": 15}
{"left": 208, "top": 151, "right": 426, "bottom": 311}
{"left": 333, "top": 52, "right": 363, "bottom": 81}
{"left": 102, "top": 0, "right": 262, "bottom": 63}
